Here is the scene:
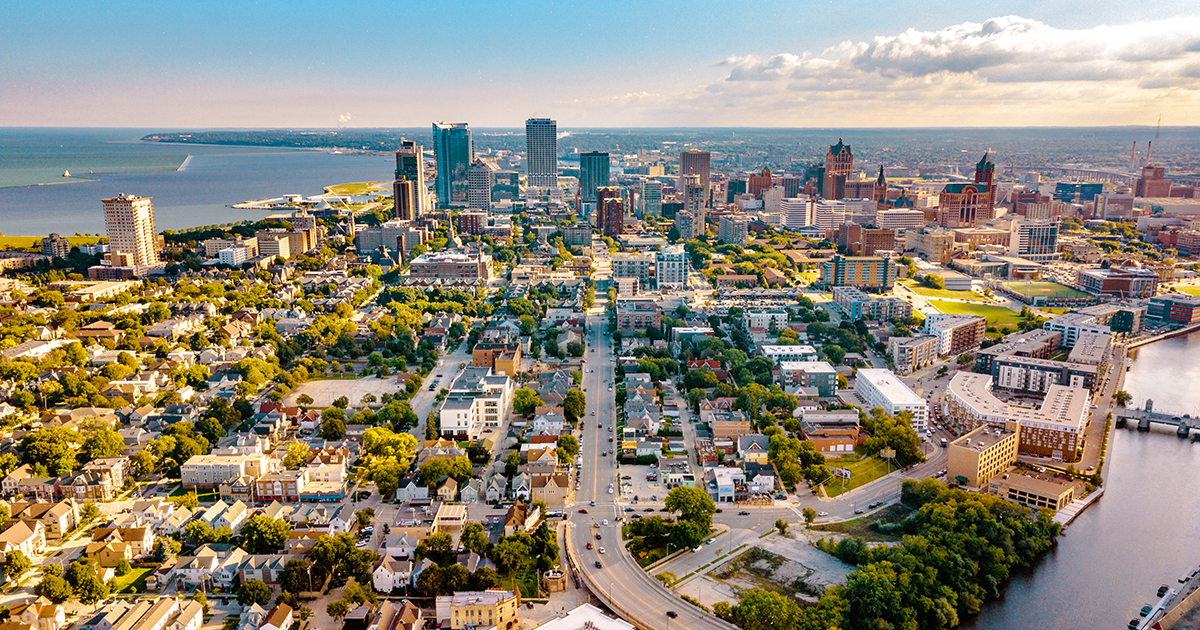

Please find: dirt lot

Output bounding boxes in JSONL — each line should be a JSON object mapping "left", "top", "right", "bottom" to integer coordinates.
{"left": 284, "top": 376, "right": 403, "bottom": 407}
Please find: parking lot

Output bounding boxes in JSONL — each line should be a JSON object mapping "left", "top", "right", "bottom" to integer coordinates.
{"left": 618, "top": 464, "right": 667, "bottom": 506}
{"left": 283, "top": 375, "right": 403, "bottom": 407}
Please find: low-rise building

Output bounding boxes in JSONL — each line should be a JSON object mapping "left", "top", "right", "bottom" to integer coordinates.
{"left": 614, "top": 298, "right": 661, "bottom": 332}
{"left": 854, "top": 368, "right": 928, "bottom": 434}
{"left": 924, "top": 313, "right": 986, "bottom": 356}
{"left": 831, "top": 286, "right": 912, "bottom": 320}
{"left": 888, "top": 335, "right": 938, "bottom": 375}
{"left": 435, "top": 590, "right": 519, "bottom": 630}
{"left": 776, "top": 361, "right": 837, "bottom": 397}
{"left": 946, "top": 423, "right": 1020, "bottom": 487}
{"left": 944, "top": 372, "right": 1089, "bottom": 463}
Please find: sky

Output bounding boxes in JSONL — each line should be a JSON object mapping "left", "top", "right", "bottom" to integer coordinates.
{"left": 3, "top": 0, "right": 1200, "bottom": 128}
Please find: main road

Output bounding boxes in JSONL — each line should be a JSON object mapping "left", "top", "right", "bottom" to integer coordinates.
{"left": 566, "top": 305, "right": 740, "bottom": 630}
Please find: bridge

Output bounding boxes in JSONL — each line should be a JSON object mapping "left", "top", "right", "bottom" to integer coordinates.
{"left": 1113, "top": 400, "right": 1200, "bottom": 438}
{"left": 1050, "top": 167, "right": 1136, "bottom": 186}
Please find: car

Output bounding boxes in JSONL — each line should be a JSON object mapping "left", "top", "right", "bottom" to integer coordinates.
{"left": 707, "top": 539, "right": 715, "bottom": 545}
{"left": 601, "top": 452, "right": 607, "bottom": 457}
{"left": 738, "top": 510, "right": 750, "bottom": 516}
{"left": 578, "top": 508, "right": 589, "bottom": 514}
{"left": 715, "top": 508, "right": 723, "bottom": 514}
{"left": 667, "top": 611, "right": 678, "bottom": 619}
{"left": 624, "top": 507, "right": 634, "bottom": 512}
{"left": 608, "top": 437, "right": 613, "bottom": 442}
{"left": 598, "top": 547, "right": 605, "bottom": 554}
{"left": 587, "top": 542, "right": 593, "bottom": 549}
{"left": 818, "top": 511, "right": 829, "bottom": 517}
{"left": 602, "top": 519, "right": 609, "bottom": 526}
{"left": 595, "top": 561, "right": 602, "bottom": 569}
{"left": 590, "top": 500, "right": 596, "bottom": 507}
{"left": 854, "top": 508, "right": 864, "bottom": 515}
{"left": 622, "top": 475, "right": 631, "bottom": 480}
{"left": 591, "top": 411, "right": 596, "bottom": 415}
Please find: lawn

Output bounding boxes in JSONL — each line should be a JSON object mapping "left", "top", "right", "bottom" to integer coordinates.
{"left": 899, "top": 279, "right": 986, "bottom": 302}
{"left": 798, "top": 271, "right": 821, "bottom": 284}
{"left": 822, "top": 455, "right": 892, "bottom": 497}
{"left": 810, "top": 503, "right": 914, "bottom": 542}
{"left": 111, "top": 567, "right": 154, "bottom": 593}
{"left": 1002, "top": 281, "right": 1091, "bottom": 299}
{"left": 0, "top": 235, "right": 105, "bottom": 250}
{"left": 326, "top": 181, "right": 389, "bottom": 195}
{"left": 926, "top": 299, "right": 1024, "bottom": 327}
{"left": 1173, "top": 286, "right": 1200, "bottom": 297}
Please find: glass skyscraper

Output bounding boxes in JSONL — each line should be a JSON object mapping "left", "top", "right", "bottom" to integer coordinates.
{"left": 579, "top": 151, "right": 610, "bottom": 203}
{"left": 525, "top": 118, "right": 558, "bottom": 189}
{"left": 432, "top": 122, "right": 472, "bottom": 208}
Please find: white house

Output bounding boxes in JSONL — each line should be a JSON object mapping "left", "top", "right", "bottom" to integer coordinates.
{"left": 372, "top": 556, "right": 412, "bottom": 593}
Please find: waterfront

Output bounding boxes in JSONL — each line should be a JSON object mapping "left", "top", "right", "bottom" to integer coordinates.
{"left": 0, "top": 128, "right": 393, "bottom": 234}
{"left": 963, "top": 331, "right": 1200, "bottom": 628}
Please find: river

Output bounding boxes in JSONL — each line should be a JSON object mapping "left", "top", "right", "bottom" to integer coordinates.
{"left": 963, "top": 331, "right": 1200, "bottom": 628}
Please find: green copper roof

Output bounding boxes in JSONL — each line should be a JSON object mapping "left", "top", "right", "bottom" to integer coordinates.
{"left": 977, "top": 152, "right": 995, "bottom": 169}
{"left": 829, "top": 138, "right": 850, "bottom": 156}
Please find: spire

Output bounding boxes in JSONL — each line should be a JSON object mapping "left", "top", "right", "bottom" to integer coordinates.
{"left": 977, "top": 151, "right": 995, "bottom": 170}
{"left": 876, "top": 164, "right": 886, "bottom": 186}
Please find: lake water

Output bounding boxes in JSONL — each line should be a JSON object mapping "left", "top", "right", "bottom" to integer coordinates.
{"left": 963, "top": 331, "right": 1200, "bottom": 628}
{"left": 0, "top": 128, "right": 393, "bottom": 234}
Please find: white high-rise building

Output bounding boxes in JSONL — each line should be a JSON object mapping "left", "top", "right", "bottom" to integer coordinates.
{"left": 719, "top": 215, "right": 749, "bottom": 246}
{"left": 656, "top": 244, "right": 688, "bottom": 289}
{"left": 640, "top": 179, "right": 663, "bottom": 217}
{"left": 103, "top": 193, "right": 160, "bottom": 266}
{"left": 814, "top": 200, "right": 849, "bottom": 230}
{"left": 854, "top": 368, "right": 929, "bottom": 435}
{"left": 763, "top": 186, "right": 785, "bottom": 214}
{"left": 782, "top": 197, "right": 812, "bottom": 229}
{"left": 525, "top": 118, "right": 558, "bottom": 189}
{"left": 467, "top": 158, "right": 497, "bottom": 210}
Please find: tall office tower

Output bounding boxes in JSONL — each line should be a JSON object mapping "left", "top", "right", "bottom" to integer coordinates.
{"left": 103, "top": 193, "right": 160, "bottom": 265}
{"left": 823, "top": 138, "right": 854, "bottom": 200}
{"left": 679, "top": 150, "right": 711, "bottom": 206}
{"left": 596, "top": 187, "right": 620, "bottom": 229}
{"left": 579, "top": 151, "right": 610, "bottom": 203}
{"left": 640, "top": 179, "right": 663, "bottom": 217}
{"left": 525, "top": 118, "right": 558, "bottom": 189}
{"left": 599, "top": 196, "right": 625, "bottom": 237}
{"left": 393, "top": 179, "right": 418, "bottom": 221}
{"left": 432, "top": 122, "right": 473, "bottom": 207}
{"left": 394, "top": 138, "right": 427, "bottom": 218}
{"left": 682, "top": 174, "right": 705, "bottom": 226}
{"left": 937, "top": 153, "right": 996, "bottom": 228}
{"left": 1009, "top": 218, "right": 1060, "bottom": 261}
{"left": 781, "top": 197, "right": 812, "bottom": 229}
{"left": 748, "top": 169, "right": 773, "bottom": 198}
{"left": 467, "top": 158, "right": 497, "bottom": 210}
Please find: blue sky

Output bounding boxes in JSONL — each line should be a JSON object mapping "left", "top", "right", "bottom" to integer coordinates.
{"left": 3, "top": 0, "right": 1199, "bottom": 127}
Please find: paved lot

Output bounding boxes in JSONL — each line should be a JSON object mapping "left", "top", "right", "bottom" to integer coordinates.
{"left": 284, "top": 376, "right": 402, "bottom": 407}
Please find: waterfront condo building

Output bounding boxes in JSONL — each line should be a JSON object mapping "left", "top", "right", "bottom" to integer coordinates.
{"left": 923, "top": 313, "right": 986, "bottom": 356}
{"left": 103, "top": 193, "right": 160, "bottom": 266}
{"left": 819, "top": 254, "right": 898, "bottom": 290}
{"left": 525, "top": 118, "right": 558, "bottom": 189}
{"left": 947, "top": 422, "right": 1020, "bottom": 487}
{"left": 579, "top": 151, "right": 610, "bottom": 204}
{"left": 433, "top": 122, "right": 473, "bottom": 208}
{"left": 394, "top": 138, "right": 428, "bottom": 218}
{"left": 944, "top": 372, "right": 1088, "bottom": 462}
{"left": 854, "top": 368, "right": 928, "bottom": 434}
{"left": 41, "top": 233, "right": 71, "bottom": 259}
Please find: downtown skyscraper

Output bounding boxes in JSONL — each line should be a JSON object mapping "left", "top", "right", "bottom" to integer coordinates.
{"left": 525, "top": 118, "right": 558, "bottom": 189}
{"left": 394, "top": 138, "right": 427, "bottom": 220}
{"left": 432, "top": 122, "right": 473, "bottom": 208}
{"left": 579, "top": 151, "right": 610, "bottom": 203}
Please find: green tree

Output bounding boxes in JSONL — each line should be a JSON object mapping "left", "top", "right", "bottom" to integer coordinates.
{"left": 320, "top": 415, "right": 346, "bottom": 440}
{"left": 563, "top": 389, "right": 586, "bottom": 423}
{"left": 326, "top": 600, "right": 348, "bottom": 621}
{"left": 297, "top": 393, "right": 315, "bottom": 406}
{"left": 469, "top": 567, "right": 500, "bottom": 591}
{"left": 802, "top": 507, "right": 817, "bottom": 527}
{"left": 65, "top": 560, "right": 109, "bottom": 606}
{"left": 130, "top": 450, "right": 154, "bottom": 477}
{"left": 153, "top": 537, "right": 182, "bottom": 562}
{"left": 114, "top": 558, "right": 131, "bottom": 577}
{"left": 240, "top": 515, "right": 292, "bottom": 554}
{"left": 556, "top": 435, "right": 580, "bottom": 465}
{"left": 34, "top": 575, "right": 72, "bottom": 604}
{"left": 283, "top": 441, "right": 311, "bottom": 469}
{"left": 490, "top": 538, "right": 529, "bottom": 575}
{"left": 238, "top": 579, "right": 272, "bottom": 606}
{"left": 774, "top": 519, "right": 789, "bottom": 536}
{"left": 664, "top": 486, "right": 716, "bottom": 530}
{"left": 512, "top": 388, "right": 543, "bottom": 416}
{"left": 461, "top": 522, "right": 489, "bottom": 556}
{"left": 279, "top": 559, "right": 312, "bottom": 595}
{"left": 4, "top": 551, "right": 30, "bottom": 580}
{"left": 1114, "top": 390, "right": 1132, "bottom": 408}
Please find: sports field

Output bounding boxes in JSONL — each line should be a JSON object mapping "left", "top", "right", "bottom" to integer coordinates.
{"left": 1002, "top": 281, "right": 1090, "bottom": 299}
{"left": 899, "top": 279, "right": 986, "bottom": 302}
{"left": 926, "top": 299, "right": 1024, "bottom": 327}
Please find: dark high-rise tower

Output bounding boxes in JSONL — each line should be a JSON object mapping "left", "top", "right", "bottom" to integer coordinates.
{"left": 679, "top": 150, "right": 711, "bottom": 206}
{"left": 526, "top": 118, "right": 558, "bottom": 189}
{"left": 823, "top": 138, "right": 853, "bottom": 200}
{"left": 579, "top": 151, "right": 610, "bottom": 204}
{"left": 432, "top": 122, "right": 472, "bottom": 208}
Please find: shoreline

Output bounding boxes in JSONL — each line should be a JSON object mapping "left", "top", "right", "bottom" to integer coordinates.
{"left": 0, "top": 165, "right": 187, "bottom": 190}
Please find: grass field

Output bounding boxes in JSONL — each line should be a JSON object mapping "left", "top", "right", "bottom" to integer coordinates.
{"left": 798, "top": 270, "right": 821, "bottom": 284}
{"left": 811, "top": 503, "right": 914, "bottom": 542}
{"left": 111, "top": 567, "right": 154, "bottom": 593}
{"left": 899, "top": 279, "right": 986, "bottom": 302}
{"left": 1002, "top": 281, "right": 1090, "bottom": 299}
{"left": 822, "top": 455, "right": 891, "bottom": 497}
{"left": 326, "top": 181, "right": 389, "bottom": 195}
{"left": 926, "top": 299, "right": 1024, "bottom": 327}
{"left": 1172, "top": 286, "right": 1200, "bottom": 297}
{"left": 0, "top": 235, "right": 104, "bottom": 250}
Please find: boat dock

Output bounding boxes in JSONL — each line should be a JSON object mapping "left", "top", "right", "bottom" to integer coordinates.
{"left": 1135, "top": 565, "right": 1200, "bottom": 629}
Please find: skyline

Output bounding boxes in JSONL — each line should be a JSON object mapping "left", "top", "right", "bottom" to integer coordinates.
{"left": 3, "top": 2, "right": 1200, "bottom": 128}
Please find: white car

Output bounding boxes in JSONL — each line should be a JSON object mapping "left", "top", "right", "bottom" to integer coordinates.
{"left": 818, "top": 511, "right": 829, "bottom": 517}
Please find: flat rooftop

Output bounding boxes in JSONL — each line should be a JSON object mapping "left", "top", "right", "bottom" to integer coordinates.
{"left": 856, "top": 368, "right": 925, "bottom": 405}
{"left": 948, "top": 372, "right": 1089, "bottom": 431}
{"left": 951, "top": 424, "right": 1014, "bottom": 452}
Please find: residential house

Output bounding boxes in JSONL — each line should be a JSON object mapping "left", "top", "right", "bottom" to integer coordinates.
{"left": 91, "top": 527, "right": 155, "bottom": 559}
{"left": 260, "top": 604, "right": 293, "bottom": 630}
{"left": 510, "top": 473, "right": 530, "bottom": 501}
{"left": 531, "top": 473, "right": 571, "bottom": 507}
{"left": 10, "top": 600, "right": 65, "bottom": 630}
{"left": 7, "top": 502, "right": 76, "bottom": 539}
{"left": 382, "top": 534, "right": 419, "bottom": 559}
{"left": 372, "top": 556, "right": 413, "bottom": 593}
{"left": 737, "top": 435, "right": 771, "bottom": 465}
{"left": 502, "top": 503, "right": 540, "bottom": 536}
{"left": 394, "top": 474, "right": 429, "bottom": 503}
{"left": 85, "top": 540, "right": 132, "bottom": 569}
{"left": 0, "top": 520, "right": 46, "bottom": 557}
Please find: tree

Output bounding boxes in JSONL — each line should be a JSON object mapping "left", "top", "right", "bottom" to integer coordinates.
{"left": 370, "top": 458, "right": 406, "bottom": 499}
{"left": 80, "top": 428, "right": 124, "bottom": 462}
{"left": 491, "top": 538, "right": 529, "bottom": 575}
{"left": 774, "top": 519, "right": 789, "bottom": 536}
{"left": 512, "top": 388, "right": 543, "bottom": 416}
{"left": 426, "top": 531, "right": 453, "bottom": 555}
{"left": 461, "top": 523, "right": 489, "bottom": 556}
{"left": 34, "top": 575, "right": 72, "bottom": 604}
{"left": 153, "top": 537, "right": 182, "bottom": 562}
{"left": 326, "top": 600, "right": 349, "bottom": 621}
{"left": 240, "top": 515, "right": 292, "bottom": 554}
{"left": 1114, "top": 390, "right": 1132, "bottom": 408}
{"left": 556, "top": 435, "right": 580, "bottom": 465}
{"left": 562, "top": 390, "right": 586, "bottom": 423}
{"left": 114, "top": 558, "right": 131, "bottom": 577}
{"left": 131, "top": 450, "right": 154, "bottom": 477}
{"left": 80, "top": 501, "right": 99, "bottom": 523}
{"left": 65, "top": 560, "right": 109, "bottom": 606}
{"left": 4, "top": 551, "right": 30, "bottom": 580}
{"left": 415, "top": 565, "right": 443, "bottom": 596}
{"left": 20, "top": 427, "right": 80, "bottom": 476}
{"left": 284, "top": 441, "right": 311, "bottom": 469}
{"left": 279, "top": 559, "right": 312, "bottom": 595}
{"left": 469, "top": 567, "right": 500, "bottom": 591}
{"left": 418, "top": 456, "right": 472, "bottom": 488}
{"left": 185, "top": 520, "right": 214, "bottom": 544}
{"left": 664, "top": 486, "right": 716, "bottom": 529}
{"left": 297, "top": 393, "right": 314, "bottom": 406}
{"left": 802, "top": 508, "right": 817, "bottom": 527}
{"left": 670, "top": 520, "right": 707, "bottom": 550}
{"left": 320, "top": 415, "right": 346, "bottom": 440}
{"left": 730, "top": 589, "right": 805, "bottom": 630}
{"left": 238, "top": 579, "right": 272, "bottom": 605}
{"left": 566, "top": 341, "right": 585, "bottom": 357}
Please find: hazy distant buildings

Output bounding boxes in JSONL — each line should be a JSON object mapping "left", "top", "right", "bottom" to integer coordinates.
{"left": 525, "top": 118, "right": 558, "bottom": 189}
{"left": 579, "top": 152, "right": 610, "bottom": 204}
{"left": 433, "top": 122, "right": 473, "bottom": 207}
{"left": 103, "top": 193, "right": 160, "bottom": 267}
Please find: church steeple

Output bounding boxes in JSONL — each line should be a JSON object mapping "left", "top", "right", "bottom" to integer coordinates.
{"left": 876, "top": 164, "right": 886, "bottom": 186}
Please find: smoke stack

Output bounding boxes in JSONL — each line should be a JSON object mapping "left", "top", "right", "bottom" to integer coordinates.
{"left": 1131, "top": 142, "right": 1137, "bottom": 169}
{"left": 1146, "top": 140, "right": 1152, "bottom": 166}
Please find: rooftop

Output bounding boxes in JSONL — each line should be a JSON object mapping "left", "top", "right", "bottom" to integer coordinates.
{"left": 856, "top": 368, "right": 925, "bottom": 405}
{"left": 951, "top": 424, "right": 1014, "bottom": 452}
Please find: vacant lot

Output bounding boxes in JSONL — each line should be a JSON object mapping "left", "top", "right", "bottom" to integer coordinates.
{"left": 926, "top": 299, "right": 1023, "bottom": 327}
{"left": 285, "top": 376, "right": 402, "bottom": 407}
{"left": 900, "top": 279, "right": 985, "bottom": 302}
{"left": 0, "top": 235, "right": 104, "bottom": 250}
{"left": 326, "top": 181, "right": 390, "bottom": 195}
{"left": 708, "top": 535, "right": 856, "bottom": 605}
{"left": 1003, "top": 281, "right": 1090, "bottom": 299}
{"left": 811, "top": 503, "right": 914, "bottom": 543}
{"left": 822, "top": 455, "right": 892, "bottom": 497}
